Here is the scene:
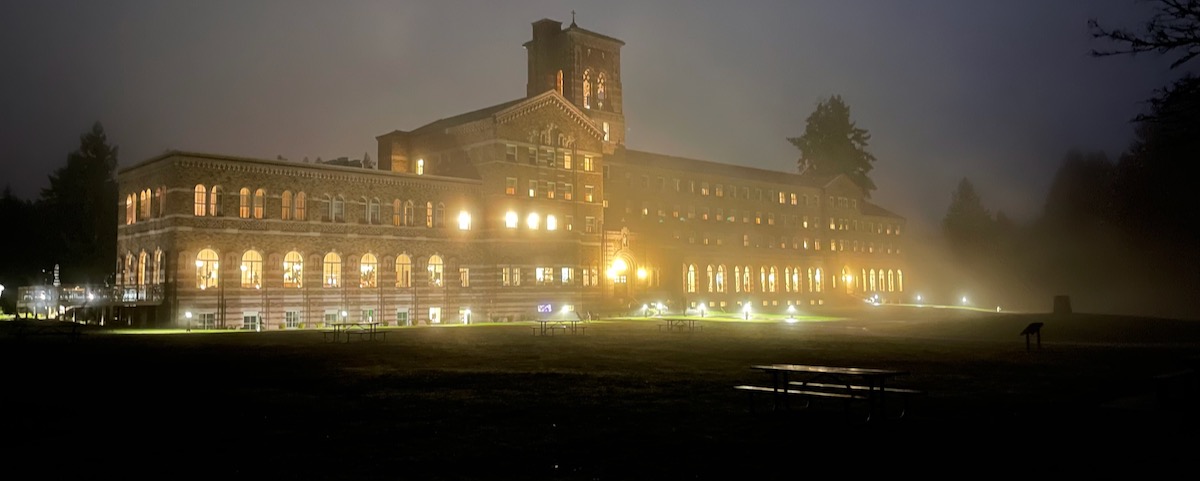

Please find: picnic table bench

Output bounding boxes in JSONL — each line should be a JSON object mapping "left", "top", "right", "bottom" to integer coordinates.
{"left": 736, "top": 364, "right": 922, "bottom": 422}
{"left": 322, "top": 322, "right": 386, "bottom": 343}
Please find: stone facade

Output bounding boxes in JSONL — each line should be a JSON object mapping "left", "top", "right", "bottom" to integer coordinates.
{"left": 114, "top": 17, "right": 907, "bottom": 328}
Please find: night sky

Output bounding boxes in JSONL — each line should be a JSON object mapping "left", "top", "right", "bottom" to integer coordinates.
{"left": 0, "top": 0, "right": 1181, "bottom": 235}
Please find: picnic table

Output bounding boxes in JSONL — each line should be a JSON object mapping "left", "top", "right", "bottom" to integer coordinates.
{"left": 659, "top": 317, "right": 701, "bottom": 333}
{"left": 323, "top": 322, "right": 385, "bottom": 343}
{"left": 532, "top": 318, "right": 586, "bottom": 336}
{"left": 737, "top": 364, "right": 917, "bottom": 421}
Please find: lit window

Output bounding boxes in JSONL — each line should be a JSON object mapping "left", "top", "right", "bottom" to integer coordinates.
{"left": 253, "top": 189, "right": 265, "bottom": 219}
{"left": 283, "top": 251, "right": 303, "bottom": 288}
{"left": 583, "top": 69, "right": 592, "bottom": 109}
{"left": 583, "top": 156, "right": 593, "bottom": 172}
{"left": 139, "top": 190, "right": 151, "bottom": 220}
{"left": 458, "top": 211, "right": 471, "bottom": 230}
{"left": 603, "top": 122, "right": 610, "bottom": 141}
{"left": 561, "top": 267, "right": 573, "bottom": 285}
{"left": 460, "top": 267, "right": 470, "bottom": 288}
{"left": 505, "top": 177, "right": 517, "bottom": 196}
{"left": 564, "top": 153, "right": 572, "bottom": 170}
{"left": 426, "top": 202, "right": 433, "bottom": 228}
{"left": 547, "top": 214, "right": 557, "bottom": 231}
{"left": 323, "top": 253, "right": 341, "bottom": 288}
{"left": 295, "top": 192, "right": 306, "bottom": 220}
{"left": 529, "top": 180, "right": 537, "bottom": 198}
{"left": 196, "top": 249, "right": 219, "bottom": 290}
{"left": 527, "top": 213, "right": 540, "bottom": 230}
{"left": 536, "top": 266, "right": 554, "bottom": 285}
{"left": 685, "top": 264, "right": 696, "bottom": 293}
{"left": 239, "top": 188, "right": 250, "bottom": 218}
{"left": 427, "top": 255, "right": 443, "bottom": 287}
{"left": 194, "top": 185, "right": 207, "bottom": 216}
{"left": 396, "top": 254, "right": 412, "bottom": 288}
{"left": 241, "top": 251, "right": 263, "bottom": 288}
{"left": 282, "top": 191, "right": 293, "bottom": 220}
{"left": 208, "top": 186, "right": 222, "bottom": 216}
{"left": 360, "top": 254, "right": 378, "bottom": 288}
{"left": 392, "top": 199, "right": 401, "bottom": 226}
{"left": 416, "top": 159, "right": 425, "bottom": 175}
{"left": 584, "top": 185, "right": 595, "bottom": 202}
{"left": 137, "top": 251, "right": 147, "bottom": 285}
{"left": 597, "top": 72, "right": 606, "bottom": 109}
{"left": 505, "top": 211, "right": 518, "bottom": 229}
{"left": 547, "top": 182, "right": 556, "bottom": 199}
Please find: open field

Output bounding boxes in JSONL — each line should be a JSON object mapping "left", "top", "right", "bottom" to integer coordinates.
{"left": 4, "top": 306, "right": 1199, "bottom": 479}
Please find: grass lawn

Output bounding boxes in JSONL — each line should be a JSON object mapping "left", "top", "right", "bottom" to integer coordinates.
{"left": 3, "top": 305, "right": 1198, "bottom": 479}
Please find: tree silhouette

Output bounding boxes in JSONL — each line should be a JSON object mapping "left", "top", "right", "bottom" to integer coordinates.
{"left": 1089, "top": 0, "right": 1200, "bottom": 69}
{"left": 942, "top": 178, "right": 994, "bottom": 262}
{"left": 788, "top": 95, "right": 877, "bottom": 195}
{"left": 39, "top": 122, "right": 119, "bottom": 285}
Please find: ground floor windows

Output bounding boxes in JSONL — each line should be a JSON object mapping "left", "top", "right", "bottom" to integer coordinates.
{"left": 285, "top": 311, "right": 302, "bottom": 329}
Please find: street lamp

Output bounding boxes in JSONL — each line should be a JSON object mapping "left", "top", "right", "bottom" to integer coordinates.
{"left": 185, "top": 311, "right": 192, "bottom": 332}
{"left": 743, "top": 303, "right": 751, "bottom": 320}
{"left": 786, "top": 305, "right": 797, "bottom": 323}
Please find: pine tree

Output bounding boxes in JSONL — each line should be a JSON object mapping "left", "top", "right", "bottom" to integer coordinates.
{"left": 787, "top": 95, "right": 877, "bottom": 195}
{"left": 39, "top": 122, "right": 119, "bottom": 284}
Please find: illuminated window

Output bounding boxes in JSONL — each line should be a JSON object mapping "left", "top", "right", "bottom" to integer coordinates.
{"left": 596, "top": 72, "right": 606, "bottom": 109}
{"left": 392, "top": 199, "right": 402, "bottom": 226}
{"left": 253, "top": 188, "right": 265, "bottom": 218}
{"left": 425, "top": 202, "right": 433, "bottom": 228}
{"left": 734, "top": 266, "right": 742, "bottom": 293}
{"left": 427, "top": 255, "right": 443, "bottom": 287}
{"left": 139, "top": 190, "right": 151, "bottom": 220}
{"left": 360, "top": 254, "right": 378, "bottom": 288}
{"left": 563, "top": 183, "right": 573, "bottom": 201}
{"left": 396, "top": 254, "right": 412, "bottom": 288}
{"left": 603, "top": 122, "right": 610, "bottom": 141}
{"left": 283, "top": 251, "right": 303, "bottom": 288}
{"left": 561, "top": 267, "right": 573, "bottom": 285}
{"left": 564, "top": 153, "right": 572, "bottom": 170}
{"left": 556, "top": 69, "right": 564, "bottom": 94}
{"left": 505, "top": 177, "right": 517, "bottom": 196}
{"left": 155, "top": 187, "right": 164, "bottom": 217}
{"left": 404, "top": 200, "right": 414, "bottom": 226}
{"left": 547, "top": 214, "right": 557, "bottom": 231}
{"left": 583, "top": 156, "right": 593, "bottom": 172}
{"left": 584, "top": 185, "right": 595, "bottom": 202}
{"left": 196, "top": 249, "right": 219, "bottom": 290}
{"left": 585, "top": 216, "right": 596, "bottom": 233}
{"left": 768, "top": 267, "right": 778, "bottom": 293}
{"left": 416, "top": 159, "right": 425, "bottom": 175}
{"left": 547, "top": 181, "right": 556, "bottom": 199}
{"left": 536, "top": 266, "right": 553, "bottom": 285}
{"left": 529, "top": 180, "right": 537, "bottom": 198}
{"left": 137, "top": 250, "right": 147, "bottom": 285}
{"left": 323, "top": 253, "right": 341, "bottom": 288}
{"left": 239, "top": 188, "right": 251, "bottom": 218}
{"left": 505, "top": 211, "right": 518, "bottom": 229}
{"left": 706, "top": 265, "right": 714, "bottom": 292}
{"left": 743, "top": 266, "right": 752, "bottom": 293}
{"left": 716, "top": 265, "right": 726, "bottom": 293}
{"left": 241, "top": 250, "right": 263, "bottom": 288}
{"left": 194, "top": 185, "right": 207, "bottom": 216}
{"left": 125, "top": 194, "right": 135, "bottom": 224}
{"left": 282, "top": 191, "right": 293, "bottom": 220}
{"left": 460, "top": 267, "right": 470, "bottom": 288}
{"left": 295, "top": 192, "right": 306, "bottom": 220}
{"left": 458, "top": 211, "right": 471, "bottom": 230}
{"left": 583, "top": 69, "right": 592, "bottom": 108}
{"left": 527, "top": 213, "right": 540, "bottom": 230}
{"left": 685, "top": 264, "right": 697, "bottom": 293}
{"left": 502, "top": 266, "right": 521, "bottom": 287}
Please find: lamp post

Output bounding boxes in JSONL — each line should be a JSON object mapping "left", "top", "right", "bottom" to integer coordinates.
{"left": 743, "top": 303, "right": 751, "bottom": 320}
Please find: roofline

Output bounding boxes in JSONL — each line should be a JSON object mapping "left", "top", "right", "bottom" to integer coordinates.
{"left": 118, "top": 150, "right": 482, "bottom": 185}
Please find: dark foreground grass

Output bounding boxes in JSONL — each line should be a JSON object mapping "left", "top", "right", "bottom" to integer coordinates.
{"left": 3, "top": 307, "right": 1199, "bottom": 479}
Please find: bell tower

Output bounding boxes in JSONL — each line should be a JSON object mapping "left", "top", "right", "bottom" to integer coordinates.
{"left": 524, "top": 15, "right": 626, "bottom": 146}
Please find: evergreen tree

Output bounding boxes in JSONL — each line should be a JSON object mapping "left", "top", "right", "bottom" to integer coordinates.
{"left": 788, "top": 95, "right": 877, "bottom": 195}
{"left": 39, "top": 122, "right": 119, "bottom": 285}
{"left": 942, "top": 178, "right": 994, "bottom": 261}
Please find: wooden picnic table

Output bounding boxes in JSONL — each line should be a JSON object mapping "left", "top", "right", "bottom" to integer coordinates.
{"left": 747, "top": 364, "right": 910, "bottom": 421}
{"left": 323, "top": 322, "right": 384, "bottom": 343}
{"left": 532, "top": 319, "right": 585, "bottom": 336}
{"left": 659, "top": 317, "right": 701, "bottom": 333}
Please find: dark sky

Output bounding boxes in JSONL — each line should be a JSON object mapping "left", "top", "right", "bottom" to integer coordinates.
{"left": 0, "top": 0, "right": 1182, "bottom": 235}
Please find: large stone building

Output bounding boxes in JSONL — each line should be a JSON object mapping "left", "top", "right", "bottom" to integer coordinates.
{"left": 114, "top": 18, "right": 907, "bottom": 328}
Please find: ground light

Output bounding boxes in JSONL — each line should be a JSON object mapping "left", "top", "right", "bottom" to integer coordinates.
{"left": 743, "top": 303, "right": 751, "bottom": 320}
{"left": 786, "top": 305, "right": 797, "bottom": 323}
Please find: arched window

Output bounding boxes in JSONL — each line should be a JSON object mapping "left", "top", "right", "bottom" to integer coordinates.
{"left": 295, "top": 192, "right": 306, "bottom": 220}
{"left": 897, "top": 270, "right": 904, "bottom": 292}
{"left": 888, "top": 270, "right": 895, "bottom": 292}
{"left": 392, "top": 199, "right": 401, "bottom": 226}
{"left": 428, "top": 254, "right": 443, "bottom": 287}
{"left": 426, "top": 202, "right": 434, "bottom": 228}
{"left": 869, "top": 269, "right": 877, "bottom": 292}
{"left": 332, "top": 196, "right": 345, "bottom": 222}
{"left": 125, "top": 194, "right": 135, "bottom": 224}
{"left": 253, "top": 189, "right": 265, "bottom": 219}
{"left": 137, "top": 251, "right": 148, "bottom": 285}
{"left": 743, "top": 265, "right": 752, "bottom": 293}
{"left": 416, "top": 159, "right": 425, "bottom": 175}
{"left": 153, "top": 249, "right": 164, "bottom": 284}
{"left": 596, "top": 72, "right": 606, "bottom": 110}
{"left": 283, "top": 251, "right": 303, "bottom": 288}
{"left": 706, "top": 265, "right": 714, "bottom": 292}
{"left": 196, "top": 249, "right": 219, "bottom": 289}
{"left": 208, "top": 185, "right": 222, "bottom": 216}
{"left": 194, "top": 185, "right": 207, "bottom": 216}
{"left": 360, "top": 253, "right": 378, "bottom": 288}
{"left": 582, "top": 69, "right": 592, "bottom": 109}
{"left": 241, "top": 250, "right": 263, "bottom": 288}
{"left": 685, "top": 264, "right": 697, "bottom": 293}
{"left": 122, "top": 253, "right": 133, "bottom": 285}
{"left": 403, "top": 200, "right": 414, "bottom": 226}
{"left": 368, "top": 198, "right": 381, "bottom": 224}
{"left": 434, "top": 202, "right": 445, "bottom": 228}
{"left": 282, "top": 191, "right": 293, "bottom": 220}
{"left": 759, "top": 267, "right": 767, "bottom": 294}
{"left": 155, "top": 187, "right": 165, "bottom": 217}
{"left": 139, "top": 190, "right": 151, "bottom": 220}
{"left": 768, "top": 267, "right": 778, "bottom": 293}
{"left": 239, "top": 188, "right": 251, "bottom": 218}
{"left": 323, "top": 253, "right": 341, "bottom": 288}
{"left": 396, "top": 254, "right": 412, "bottom": 288}
{"left": 734, "top": 266, "right": 742, "bottom": 293}
{"left": 814, "top": 268, "right": 823, "bottom": 293}
{"left": 716, "top": 265, "right": 726, "bottom": 293}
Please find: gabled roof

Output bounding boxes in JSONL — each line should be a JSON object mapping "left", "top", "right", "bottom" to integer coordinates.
{"left": 395, "top": 90, "right": 602, "bottom": 139}
{"left": 619, "top": 149, "right": 829, "bottom": 188}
